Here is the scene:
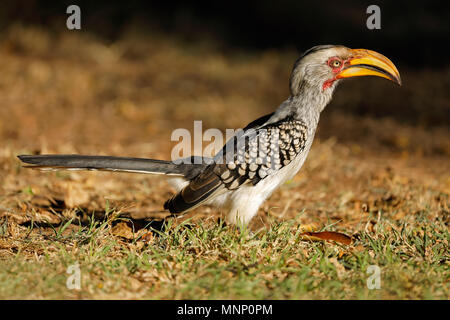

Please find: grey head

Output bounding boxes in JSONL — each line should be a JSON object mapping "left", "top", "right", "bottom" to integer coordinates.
{"left": 288, "top": 45, "right": 401, "bottom": 100}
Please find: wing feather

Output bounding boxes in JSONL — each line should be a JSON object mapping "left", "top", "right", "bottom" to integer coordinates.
{"left": 164, "top": 113, "right": 308, "bottom": 214}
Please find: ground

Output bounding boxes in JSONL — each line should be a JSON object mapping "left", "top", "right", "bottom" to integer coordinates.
{"left": 0, "top": 25, "right": 448, "bottom": 299}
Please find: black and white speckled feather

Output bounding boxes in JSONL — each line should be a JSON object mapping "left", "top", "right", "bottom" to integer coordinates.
{"left": 213, "top": 116, "right": 308, "bottom": 190}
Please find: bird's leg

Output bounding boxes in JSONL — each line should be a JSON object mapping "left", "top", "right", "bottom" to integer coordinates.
{"left": 226, "top": 193, "right": 265, "bottom": 227}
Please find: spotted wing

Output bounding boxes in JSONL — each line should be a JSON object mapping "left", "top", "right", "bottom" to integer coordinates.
{"left": 164, "top": 115, "right": 308, "bottom": 214}
{"left": 213, "top": 116, "right": 308, "bottom": 189}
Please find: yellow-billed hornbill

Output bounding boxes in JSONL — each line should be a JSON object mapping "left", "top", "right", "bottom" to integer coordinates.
{"left": 18, "top": 45, "right": 401, "bottom": 225}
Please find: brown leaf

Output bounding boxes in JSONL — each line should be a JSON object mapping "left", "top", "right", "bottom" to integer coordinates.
{"left": 111, "top": 221, "right": 134, "bottom": 239}
{"left": 30, "top": 195, "right": 52, "bottom": 207}
{"left": 141, "top": 232, "right": 154, "bottom": 243}
{"left": 64, "top": 182, "right": 90, "bottom": 208}
{"left": 299, "top": 231, "right": 353, "bottom": 245}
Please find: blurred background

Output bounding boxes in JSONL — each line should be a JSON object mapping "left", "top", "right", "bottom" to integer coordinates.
{"left": 0, "top": 1, "right": 449, "bottom": 143}
{"left": 0, "top": 1, "right": 448, "bottom": 225}
{"left": 1, "top": 0, "right": 449, "bottom": 66}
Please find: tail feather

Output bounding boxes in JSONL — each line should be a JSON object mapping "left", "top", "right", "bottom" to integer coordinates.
{"left": 18, "top": 154, "right": 206, "bottom": 178}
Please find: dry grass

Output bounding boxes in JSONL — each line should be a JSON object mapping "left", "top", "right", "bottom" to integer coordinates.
{"left": 0, "top": 25, "right": 448, "bottom": 299}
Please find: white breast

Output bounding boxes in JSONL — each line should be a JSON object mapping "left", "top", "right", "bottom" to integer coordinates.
{"left": 211, "top": 136, "right": 314, "bottom": 225}
{"left": 168, "top": 133, "right": 315, "bottom": 225}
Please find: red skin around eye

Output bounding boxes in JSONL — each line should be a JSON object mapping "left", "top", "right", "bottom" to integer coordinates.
{"left": 322, "top": 57, "right": 345, "bottom": 91}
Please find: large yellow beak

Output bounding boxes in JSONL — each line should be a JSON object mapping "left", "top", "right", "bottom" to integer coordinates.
{"left": 337, "top": 49, "right": 401, "bottom": 85}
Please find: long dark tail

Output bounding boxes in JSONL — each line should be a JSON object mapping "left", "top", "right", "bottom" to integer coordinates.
{"left": 18, "top": 154, "right": 207, "bottom": 179}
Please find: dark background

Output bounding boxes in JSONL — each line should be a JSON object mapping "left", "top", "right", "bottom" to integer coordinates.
{"left": 1, "top": 0, "right": 449, "bottom": 68}
{"left": 0, "top": 1, "right": 449, "bottom": 130}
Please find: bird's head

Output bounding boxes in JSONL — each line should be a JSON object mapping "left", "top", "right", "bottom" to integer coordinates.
{"left": 290, "top": 45, "right": 401, "bottom": 98}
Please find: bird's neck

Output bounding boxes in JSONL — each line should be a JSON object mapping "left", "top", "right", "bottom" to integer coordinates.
{"left": 287, "top": 82, "right": 336, "bottom": 124}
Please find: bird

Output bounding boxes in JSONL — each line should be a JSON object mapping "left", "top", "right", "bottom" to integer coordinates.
{"left": 18, "top": 45, "right": 401, "bottom": 226}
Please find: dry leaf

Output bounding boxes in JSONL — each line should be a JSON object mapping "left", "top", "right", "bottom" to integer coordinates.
{"left": 141, "top": 232, "right": 154, "bottom": 243}
{"left": 111, "top": 221, "right": 134, "bottom": 239}
{"left": 299, "top": 231, "right": 353, "bottom": 245}
{"left": 64, "top": 182, "right": 90, "bottom": 208}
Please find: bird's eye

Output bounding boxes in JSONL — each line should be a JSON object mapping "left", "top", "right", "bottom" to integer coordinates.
{"left": 329, "top": 59, "right": 342, "bottom": 68}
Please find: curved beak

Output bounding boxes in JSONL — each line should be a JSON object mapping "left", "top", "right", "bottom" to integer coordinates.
{"left": 337, "top": 49, "right": 401, "bottom": 85}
